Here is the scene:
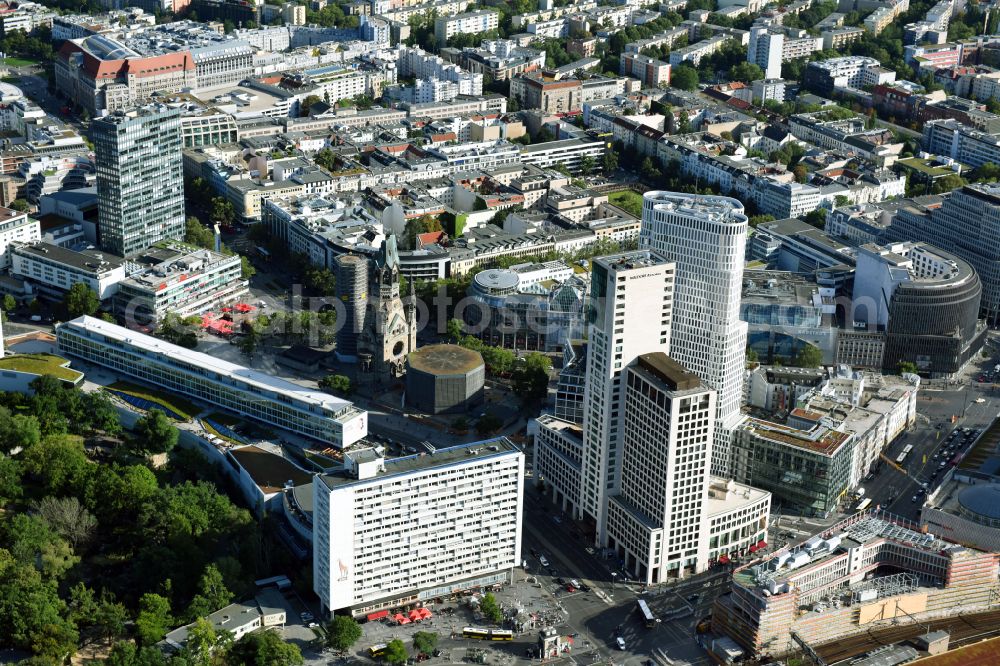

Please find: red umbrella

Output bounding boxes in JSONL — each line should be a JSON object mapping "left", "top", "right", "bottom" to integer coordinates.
{"left": 408, "top": 609, "right": 422, "bottom": 621}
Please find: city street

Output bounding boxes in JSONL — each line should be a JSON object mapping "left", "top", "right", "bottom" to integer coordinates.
{"left": 521, "top": 485, "right": 716, "bottom": 666}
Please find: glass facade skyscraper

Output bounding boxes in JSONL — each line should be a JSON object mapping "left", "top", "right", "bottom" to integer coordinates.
{"left": 93, "top": 107, "right": 185, "bottom": 257}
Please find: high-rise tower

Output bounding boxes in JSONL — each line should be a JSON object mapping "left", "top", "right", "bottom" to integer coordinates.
{"left": 578, "top": 250, "right": 675, "bottom": 543}
{"left": 640, "top": 192, "right": 749, "bottom": 476}
{"left": 93, "top": 107, "right": 184, "bottom": 257}
{"left": 334, "top": 254, "right": 368, "bottom": 362}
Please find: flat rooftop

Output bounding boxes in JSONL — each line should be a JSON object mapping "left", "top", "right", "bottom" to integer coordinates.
{"left": 229, "top": 445, "right": 313, "bottom": 493}
{"left": 636, "top": 352, "right": 701, "bottom": 391}
{"left": 318, "top": 437, "right": 520, "bottom": 490}
{"left": 58, "top": 316, "right": 355, "bottom": 416}
{"left": 741, "top": 417, "right": 852, "bottom": 456}
{"left": 13, "top": 241, "right": 123, "bottom": 273}
{"left": 407, "top": 344, "right": 484, "bottom": 376}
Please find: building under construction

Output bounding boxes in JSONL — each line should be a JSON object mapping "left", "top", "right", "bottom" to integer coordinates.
{"left": 712, "top": 510, "right": 1000, "bottom": 659}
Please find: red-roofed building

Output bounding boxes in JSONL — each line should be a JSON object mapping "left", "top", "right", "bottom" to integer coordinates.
{"left": 416, "top": 230, "right": 446, "bottom": 248}
{"left": 56, "top": 36, "right": 196, "bottom": 115}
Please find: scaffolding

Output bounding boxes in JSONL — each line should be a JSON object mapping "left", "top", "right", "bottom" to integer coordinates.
{"left": 849, "top": 572, "right": 920, "bottom": 605}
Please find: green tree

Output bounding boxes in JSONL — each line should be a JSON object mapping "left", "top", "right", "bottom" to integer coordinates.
{"left": 729, "top": 61, "right": 763, "bottom": 82}
{"left": 186, "top": 564, "right": 233, "bottom": 621}
{"left": 802, "top": 209, "right": 827, "bottom": 228}
{"left": 326, "top": 615, "right": 362, "bottom": 651}
{"left": 0, "top": 455, "right": 21, "bottom": 502}
{"left": 898, "top": 361, "right": 919, "bottom": 375}
{"left": 240, "top": 255, "right": 256, "bottom": 280}
{"left": 303, "top": 267, "right": 336, "bottom": 296}
{"left": 1, "top": 293, "right": 15, "bottom": 313}
{"left": 238, "top": 326, "right": 260, "bottom": 359}
{"left": 931, "top": 173, "right": 967, "bottom": 194}
{"left": 210, "top": 197, "right": 235, "bottom": 226}
{"left": 63, "top": 282, "right": 100, "bottom": 318}
{"left": 185, "top": 216, "right": 215, "bottom": 249}
{"left": 319, "top": 374, "right": 351, "bottom": 396}
{"left": 793, "top": 163, "right": 808, "bottom": 184}
{"left": 602, "top": 148, "right": 619, "bottom": 175}
{"left": 8, "top": 198, "right": 28, "bottom": 212}
{"left": 300, "top": 94, "right": 323, "bottom": 116}
{"left": 579, "top": 155, "right": 596, "bottom": 176}
{"left": 133, "top": 409, "right": 179, "bottom": 455}
{"left": 446, "top": 318, "right": 464, "bottom": 342}
{"left": 748, "top": 214, "right": 774, "bottom": 228}
{"left": 135, "top": 593, "right": 173, "bottom": 646}
{"left": 791, "top": 343, "right": 822, "bottom": 368}
{"left": 383, "top": 639, "right": 409, "bottom": 665}
{"left": 970, "top": 162, "right": 1000, "bottom": 183}
{"left": 413, "top": 631, "right": 438, "bottom": 656}
{"left": 671, "top": 64, "right": 699, "bottom": 90}
{"left": 20, "top": 433, "right": 89, "bottom": 496}
{"left": 229, "top": 628, "right": 304, "bottom": 665}
{"left": 0, "top": 409, "right": 40, "bottom": 453}
{"left": 511, "top": 352, "right": 552, "bottom": 403}
{"left": 479, "top": 592, "right": 503, "bottom": 624}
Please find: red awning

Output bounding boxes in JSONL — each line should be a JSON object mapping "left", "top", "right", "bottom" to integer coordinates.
{"left": 367, "top": 610, "right": 389, "bottom": 621}
{"left": 748, "top": 544, "right": 760, "bottom": 553}
{"left": 418, "top": 608, "right": 432, "bottom": 619}
{"left": 718, "top": 555, "right": 730, "bottom": 564}
{"left": 756, "top": 540, "right": 767, "bottom": 550}
{"left": 393, "top": 613, "right": 407, "bottom": 622}
{"left": 399, "top": 617, "right": 411, "bottom": 624}
{"left": 408, "top": 610, "right": 422, "bottom": 620}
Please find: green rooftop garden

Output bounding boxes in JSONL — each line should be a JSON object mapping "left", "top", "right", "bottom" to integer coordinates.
{"left": 0, "top": 354, "right": 83, "bottom": 383}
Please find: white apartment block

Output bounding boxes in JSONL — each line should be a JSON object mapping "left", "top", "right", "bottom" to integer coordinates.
{"left": 313, "top": 441, "right": 523, "bottom": 617}
{"left": 56, "top": 316, "right": 368, "bottom": 448}
{"left": 758, "top": 180, "right": 822, "bottom": 219}
{"left": 396, "top": 46, "right": 483, "bottom": 98}
{"left": 579, "top": 251, "right": 675, "bottom": 544}
{"left": 10, "top": 241, "right": 125, "bottom": 300}
{"left": 434, "top": 10, "right": 499, "bottom": 47}
{"left": 0, "top": 209, "right": 41, "bottom": 270}
{"left": 748, "top": 27, "right": 782, "bottom": 80}
{"left": 640, "top": 192, "right": 749, "bottom": 477}
{"left": 751, "top": 78, "right": 786, "bottom": 102}
{"left": 518, "top": 138, "right": 605, "bottom": 174}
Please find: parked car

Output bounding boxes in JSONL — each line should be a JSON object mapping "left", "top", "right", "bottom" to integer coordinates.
{"left": 616, "top": 637, "right": 626, "bottom": 651}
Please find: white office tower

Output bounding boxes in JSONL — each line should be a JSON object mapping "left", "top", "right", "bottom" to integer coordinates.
{"left": 748, "top": 26, "right": 783, "bottom": 80}
{"left": 313, "top": 440, "right": 524, "bottom": 617}
{"left": 579, "top": 251, "right": 675, "bottom": 545}
{"left": 607, "top": 353, "right": 715, "bottom": 583}
{"left": 640, "top": 192, "right": 749, "bottom": 477}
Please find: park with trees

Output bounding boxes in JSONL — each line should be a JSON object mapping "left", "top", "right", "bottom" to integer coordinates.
{"left": 0, "top": 376, "right": 304, "bottom": 664}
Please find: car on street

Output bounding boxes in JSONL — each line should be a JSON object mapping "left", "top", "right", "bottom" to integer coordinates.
{"left": 565, "top": 584, "right": 576, "bottom": 593}
{"left": 556, "top": 577, "right": 566, "bottom": 585}
{"left": 580, "top": 584, "right": 591, "bottom": 592}
{"left": 616, "top": 638, "right": 626, "bottom": 651}
{"left": 912, "top": 495, "right": 920, "bottom": 502}
{"left": 539, "top": 556, "right": 549, "bottom": 567}
{"left": 939, "top": 461, "right": 947, "bottom": 468}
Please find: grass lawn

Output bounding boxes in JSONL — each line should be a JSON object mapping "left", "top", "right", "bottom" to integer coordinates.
{"left": 0, "top": 354, "right": 83, "bottom": 382}
{"left": 3, "top": 56, "right": 38, "bottom": 68}
{"left": 107, "top": 381, "right": 199, "bottom": 421}
{"left": 607, "top": 190, "right": 643, "bottom": 217}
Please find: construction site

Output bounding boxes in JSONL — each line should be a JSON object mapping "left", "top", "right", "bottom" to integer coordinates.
{"left": 710, "top": 510, "right": 1000, "bottom": 662}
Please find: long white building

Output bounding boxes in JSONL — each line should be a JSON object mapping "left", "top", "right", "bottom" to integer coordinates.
{"left": 56, "top": 316, "right": 368, "bottom": 447}
{"left": 313, "top": 441, "right": 523, "bottom": 617}
{"left": 0, "top": 208, "right": 41, "bottom": 270}
{"left": 640, "top": 192, "right": 749, "bottom": 477}
{"left": 578, "top": 250, "right": 675, "bottom": 544}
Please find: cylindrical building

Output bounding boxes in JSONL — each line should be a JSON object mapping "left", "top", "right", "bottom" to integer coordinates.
{"left": 334, "top": 254, "right": 368, "bottom": 362}
{"left": 405, "top": 344, "right": 485, "bottom": 414}
{"left": 880, "top": 244, "right": 985, "bottom": 375}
